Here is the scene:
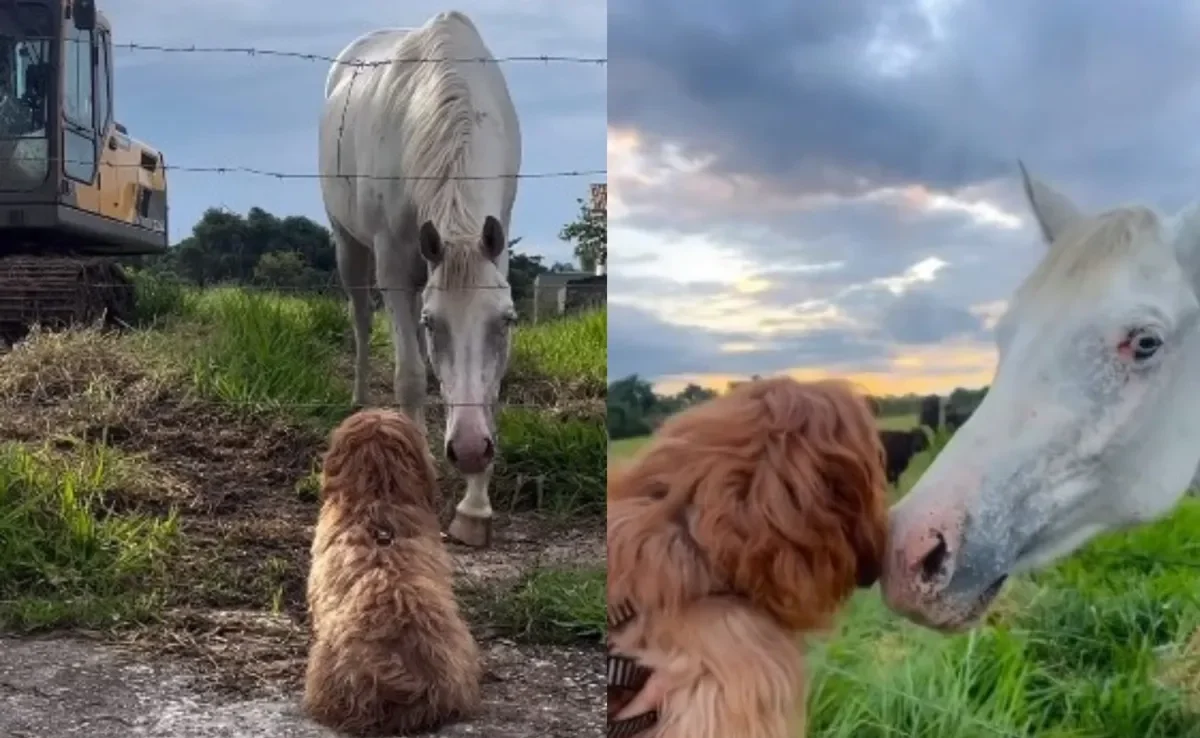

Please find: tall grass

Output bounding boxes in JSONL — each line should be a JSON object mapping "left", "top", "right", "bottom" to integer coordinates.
{"left": 496, "top": 407, "right": 606, "bottom": 514}
{"left": 804, "top": 438, "right": 1200, "bottom": 737}
{"left": 512, "top": 308, "right": 606, "bottom": 386}
{"left": 186, "top": 288, "right": 352, "bottom": 423}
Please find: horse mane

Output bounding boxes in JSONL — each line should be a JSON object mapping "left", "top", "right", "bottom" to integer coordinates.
{"left": 1015, "top": 206, "right": 1161, "bottom": 302}
{"left": 384, "top": 12, "right": 499, "bottom": 290}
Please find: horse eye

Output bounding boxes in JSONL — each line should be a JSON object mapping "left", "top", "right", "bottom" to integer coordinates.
{"left": 420, "top": 314, "right": 433, "bottom": 329}
{"left": 1130, "top": 330, "right": 1163, "bottom": 361}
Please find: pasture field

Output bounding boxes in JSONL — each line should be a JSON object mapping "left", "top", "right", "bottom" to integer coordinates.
{"left": 608, "top": 434, "right": 650, "bottom": 458}
{"left": 0, "top": 274, "right": 606, "bottom": 735}
{"left": 876, "top": 412, "right": 919, "bottom": 431}
{"left": 608, "top": 411, "right": 921, "bottom": 460}
{"left": 609, "top": 419, "right": 1200, "bottom": 737}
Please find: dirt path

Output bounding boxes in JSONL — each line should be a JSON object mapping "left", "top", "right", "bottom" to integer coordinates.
{"left": 0, "top": 636, "right": 603, "bottom": 738}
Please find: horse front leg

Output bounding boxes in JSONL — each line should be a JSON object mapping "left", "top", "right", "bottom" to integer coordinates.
{"left": 448, "top": 468, "right": 494, "bottom": 548}
{"left": 388, "top": 292, "right": 427, "bottom": 430}
{"left": 374, "top": 231, "right": 427, "bottom": 429}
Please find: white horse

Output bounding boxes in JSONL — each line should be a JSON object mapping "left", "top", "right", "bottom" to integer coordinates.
{"left": 882, "top": 164, "right": 1200, "bottom": 631}
{"left": 318, "top": 11, "right": 521, "bottom": 548}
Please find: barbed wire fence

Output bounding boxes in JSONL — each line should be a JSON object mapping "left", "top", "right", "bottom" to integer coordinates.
{"left": 0, "top": 44, "right": 607, "bottom": 429}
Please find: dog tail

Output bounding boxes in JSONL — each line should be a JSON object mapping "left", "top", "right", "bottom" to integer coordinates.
{"left": 321, "top": 408, "right": 441, "bottom": 509}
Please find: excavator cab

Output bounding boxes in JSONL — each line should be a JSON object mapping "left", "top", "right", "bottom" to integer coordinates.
{"left": 0, "top": 0, "right": 168, "bottom": 256}
{"left": 0, "top": 0, "right": 169, "bottom": 340}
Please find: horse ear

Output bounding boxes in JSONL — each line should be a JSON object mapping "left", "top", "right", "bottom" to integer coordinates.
{"left": 1166, "top": 202, "right": 1200, "bottom": 285}
{"left": 480, "top": 215, "right": 506, "bottom": 263}
{"left": 419, "top": 220, "right": 443, "bottom": 264}
{"left": 1018, "top": 160, "right": 1083, "bottom": 246}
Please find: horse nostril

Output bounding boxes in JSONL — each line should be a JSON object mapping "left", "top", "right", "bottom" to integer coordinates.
{"left": 445, "top": 443, "right": 458, "bottom": 464}
{"left": 919, "top": 531, "right": 949, "bottom": 583}
{"left": 482, "top": 438, "right": 495, "bottom": 459}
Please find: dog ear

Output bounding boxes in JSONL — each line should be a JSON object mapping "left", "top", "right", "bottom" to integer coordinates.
{"left": 607, "top": 453, "right": 721, "bottom": 614}
{"left": 848, "top": 426, "right": 890, "bottom": 590}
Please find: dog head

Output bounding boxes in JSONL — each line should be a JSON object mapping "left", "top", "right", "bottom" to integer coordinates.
{"left": 608, "top": 377, "right": 888, "bottom": 631}
{"left": 321, "top": 408, "right": 442, "bottom": 515}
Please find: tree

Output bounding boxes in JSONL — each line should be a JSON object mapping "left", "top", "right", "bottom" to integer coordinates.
{"left": 508, "top": 247, "right": 547, "bottom": 304}
{"left": 558, "top": 193, "right": 606, "bottom": 273}
{"left": 150, "top": 206, "right": 339, "bottom": 289}
{"left": 254, "top": 251, "right": 325, "bottom": 291}
{"left": 605, "top": 376, "right": 721, "bottom": 439}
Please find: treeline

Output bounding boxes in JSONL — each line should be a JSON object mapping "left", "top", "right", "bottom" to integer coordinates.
{"left": 873, "top": 386, "right": 989, "bottom": 419}
{"left": 136, "top": 190, "right": 603, "bottom": 307}
{"left": 607, "top": 373, "right": 990, "bottom": 440}
{"left": 607, "top": 375, "right": 719, "bottom": 439}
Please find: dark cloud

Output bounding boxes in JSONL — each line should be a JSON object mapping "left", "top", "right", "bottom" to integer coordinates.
{"left": 607, "top": 302, "right": 891, "bottom": 381}
{"left": 609, "top": 0, "right": 1200, "bottom": 204}
{"left": 607, "top": 303, "right": 727, "bottom": 380}
{"left": 875, "top": 290, "right": 985, "bottom": 345}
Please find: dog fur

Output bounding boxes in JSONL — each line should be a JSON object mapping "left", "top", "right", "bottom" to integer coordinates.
{"left": 303, "top": 408, "right": 482, "bottom": 736}
{"left": 607, "top": 377, "right": 889, "bottom": 738}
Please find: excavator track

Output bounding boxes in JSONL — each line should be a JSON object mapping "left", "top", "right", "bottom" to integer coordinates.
{"left": 0, "top": 255, "right": 135, "bottom": 344}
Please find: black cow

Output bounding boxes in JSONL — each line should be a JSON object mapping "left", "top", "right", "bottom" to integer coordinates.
{"left": 879, "top": 428, "right": 930, "bottom": 486}
{"left": 918, "top": 394, "right": 941, "bottom": 430}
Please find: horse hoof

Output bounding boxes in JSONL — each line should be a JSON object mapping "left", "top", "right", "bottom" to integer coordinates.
{"left": 447, "top": 512, "right": 491, "bottom": 548}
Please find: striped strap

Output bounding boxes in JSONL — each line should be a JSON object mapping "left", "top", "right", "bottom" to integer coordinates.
{"left": 607, "top": 599, "right": 657, "bottom": 736}
{"left": 608, "top": 709, "right": 659, "bottom": 738}
{"left": 608, "top": 653, "right": 650, "bottom": 690}
{"left": 609, "top": 599, "right": 636, "bottom": 631}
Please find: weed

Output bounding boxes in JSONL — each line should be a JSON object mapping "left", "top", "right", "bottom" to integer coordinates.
{"left": 464, "top": 566, "right": 605, "bottom": 644}
{"left": 0, "top": 442, "right": 177, "bottom": 631}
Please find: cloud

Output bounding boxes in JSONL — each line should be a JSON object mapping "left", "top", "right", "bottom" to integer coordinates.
{"left": 608, "top": 0, "right": 1200, "bottom": 394}
{"left": 99, "top": 0, "right": 605, "bottom": 265}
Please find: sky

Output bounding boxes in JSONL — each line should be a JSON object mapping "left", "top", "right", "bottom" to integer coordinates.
{"left": 101, "top": 0, "right": 606, "bottom": 264}
{"left": 607, "top": 0, "right": 1200, "bottom": 396}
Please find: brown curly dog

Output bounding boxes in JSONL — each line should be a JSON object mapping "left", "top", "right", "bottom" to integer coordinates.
{"left": 303, "top": 408, "right": 482, "bottom": 736}
{"left": 607, "top": 377, "right": 888, "bottom": 738}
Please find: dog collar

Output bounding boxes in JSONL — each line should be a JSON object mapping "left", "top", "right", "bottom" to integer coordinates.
{"left": 608, "top": 599, "right": 657, "bottom": 737}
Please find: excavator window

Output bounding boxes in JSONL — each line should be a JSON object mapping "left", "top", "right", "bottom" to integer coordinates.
{"left": 62, "top": 20, "right": 96, "bottom": 183}
{"left": 95, "top": 30, "right": 110, "bottom": 132}
{"left": 0, "top": 2, "right": 50, "bottom": 140}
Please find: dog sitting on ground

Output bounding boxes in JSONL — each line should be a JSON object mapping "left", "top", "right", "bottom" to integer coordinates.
{"left": 303, "top": 408, "right": 482, "bottom": 736}
{"left": 607, "top": 377, "right": 889, "bottom": 738}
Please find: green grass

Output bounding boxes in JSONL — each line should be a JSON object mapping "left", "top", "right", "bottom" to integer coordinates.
{"left": 612, "top": 413, "right": 923, "bottom": 461}
{"left": 185, "top": 288, "right": 353, "bottom": 425}
{"left": 496, "top": 407, "right": 606, "bottom": 514}
{"left": 609, "top": 435, "right": 649, "bottom": 458}
{"left": 511, "top": 308, "right": 606, "bottom": 386}
{"left": 463, "top": 565, "right": 605, "bottom": 644}
{"left": 0, "top": 441, "right": 178, "bottom": 631}
{"left": 877, "top": 412, "right": 919, "bottom": 431}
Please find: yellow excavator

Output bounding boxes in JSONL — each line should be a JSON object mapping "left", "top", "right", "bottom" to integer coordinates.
{"left": 0, "top": 0, "right": 167, "bottom": 342}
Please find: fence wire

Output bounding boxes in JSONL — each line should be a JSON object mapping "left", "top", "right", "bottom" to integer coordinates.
{"left": 97, "top": 40, "right": 608, "bottom": 66}
{"left": 0, "top": 155, "right": 604, "bottom": 181}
